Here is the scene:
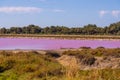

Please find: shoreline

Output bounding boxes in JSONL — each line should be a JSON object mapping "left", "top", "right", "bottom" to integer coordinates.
{"left": 0, "top": 47, "right": 119, "bottom": 53}
{"left": 0, "top": 34, "right": 120, "bottom": 40}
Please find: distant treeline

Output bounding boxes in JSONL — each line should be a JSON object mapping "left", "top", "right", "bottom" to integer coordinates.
{"left": 0, "top": 22, "right": 120, "bottom": 35}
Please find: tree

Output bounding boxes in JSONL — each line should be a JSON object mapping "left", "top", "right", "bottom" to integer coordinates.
{"left": 83, "top": 24, "right": 98, "bottom": 35}
{"left": 27, "top": 25, "right": 41, "bottom": 34}
{"left": 0, "top": 27, "right": 7, "bottom": 34}
{"left": 0, "top": 21, "right": 120, "bottom": 35}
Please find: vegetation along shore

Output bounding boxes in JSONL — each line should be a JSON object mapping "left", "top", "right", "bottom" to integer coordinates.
{"left": 0, "top": 47, "right": 120, "bottom": 80}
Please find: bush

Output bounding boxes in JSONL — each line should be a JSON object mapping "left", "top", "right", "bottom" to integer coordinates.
{"left": 63, "top": 50, "right": 96, "bottom": 65}
{"left": 0, "top": 60, "right": 15, "bottom": 72}
{"left": 0, "top": 51, "right": 11, "bottom": 57}
{"left": 77, "top": 54, "right": 96, "bottom": 65}
{"left": 80, "top": 46, "right": 91, "bottom": 49}
{"left": 104, "top": 48, "right": 120, "bottom": 58}
{"left": 46, "top": 51, "right": 61, "bottom": 58}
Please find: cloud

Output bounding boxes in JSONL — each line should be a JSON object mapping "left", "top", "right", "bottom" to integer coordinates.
{"left": 99, "top": 10, "right": 108, "bottom": 17}
{"left": 99, "top": 10, "right": 120, "bottom": 17}
{"left": 0, "top": 7, "right": 42, "bottom": 13}
{"left": 111, "top": 10, "right": 120, "bottom": 17}
{"left": 0, "top": 7, "right": 65, "bottom": 14}
{"left": 53, "top": 9, "right": 65, "bottom": 13}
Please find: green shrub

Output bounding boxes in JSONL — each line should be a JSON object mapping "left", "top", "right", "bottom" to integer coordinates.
{"left": 80, "top": 46, "right": 91, "bottom": 49}
{"left": 63, "top": 50, "right": 96, "bottom": 65}
{"left": 76, "top": 54, "right": 96, "bottom": 65}
{"left": 0, "top": 60, "right": 15, "bottom": 72}
{"left": 46, "top": 51, "right": 61, "bottom": 58}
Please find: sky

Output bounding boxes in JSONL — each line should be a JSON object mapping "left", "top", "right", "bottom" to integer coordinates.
{"left": 0, "top": 0, "right": 120, "bottom": 28}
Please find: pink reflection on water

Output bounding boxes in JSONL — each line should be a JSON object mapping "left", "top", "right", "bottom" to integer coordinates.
{"left": 0, "top": 38, "right": 120, "bottom": 50}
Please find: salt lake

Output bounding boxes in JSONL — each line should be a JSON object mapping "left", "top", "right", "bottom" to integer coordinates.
{"left": 0, "top": 38, "right": 120, "bottom": 50}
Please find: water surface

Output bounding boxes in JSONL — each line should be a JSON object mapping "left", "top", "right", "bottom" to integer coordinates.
{"left": 0, "top": 38, "right": 120, "bottom": 50}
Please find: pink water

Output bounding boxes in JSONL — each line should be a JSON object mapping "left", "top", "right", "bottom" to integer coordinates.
{"left": 0, "top": 38, "right": 120, "bottom": 50}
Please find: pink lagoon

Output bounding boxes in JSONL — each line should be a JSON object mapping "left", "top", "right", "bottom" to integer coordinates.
{"left": 0, "top": 38, "right": 120, "bottom": 50}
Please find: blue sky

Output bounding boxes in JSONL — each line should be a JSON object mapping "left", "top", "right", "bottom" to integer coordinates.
{"left": 0, "top": 0, "right": 120, "bottom": 28}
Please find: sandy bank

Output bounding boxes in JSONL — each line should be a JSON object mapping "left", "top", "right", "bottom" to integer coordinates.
{"left": 0, "top": 34, "right": 120, "bottom": 40}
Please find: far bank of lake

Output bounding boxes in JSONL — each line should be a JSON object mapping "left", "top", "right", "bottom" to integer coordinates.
{"left": 0, "top": 34, "right": 120, "bottom": 39}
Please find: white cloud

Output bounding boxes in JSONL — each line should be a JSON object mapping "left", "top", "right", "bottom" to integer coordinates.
{"left": 0, "top": 7, "right": 66, "bottom": 14}
{"left": 111, "top": 10, "right": 120, "bottom": 17}
{"left": 0, "top": 7, "right": 42, "bottom": 13}
{"left": 99, "top": 10, "right": 120, "bottom": 17}
{"left": 53, "top": 9, "right": 65, "bottom": 13}
{"left": 99, "top": 10, "right": 108, "bottom": 17}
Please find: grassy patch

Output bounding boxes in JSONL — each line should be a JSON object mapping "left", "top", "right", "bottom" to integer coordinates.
{"left": 0, "top": 49, "right": 120, "bottom": 80}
